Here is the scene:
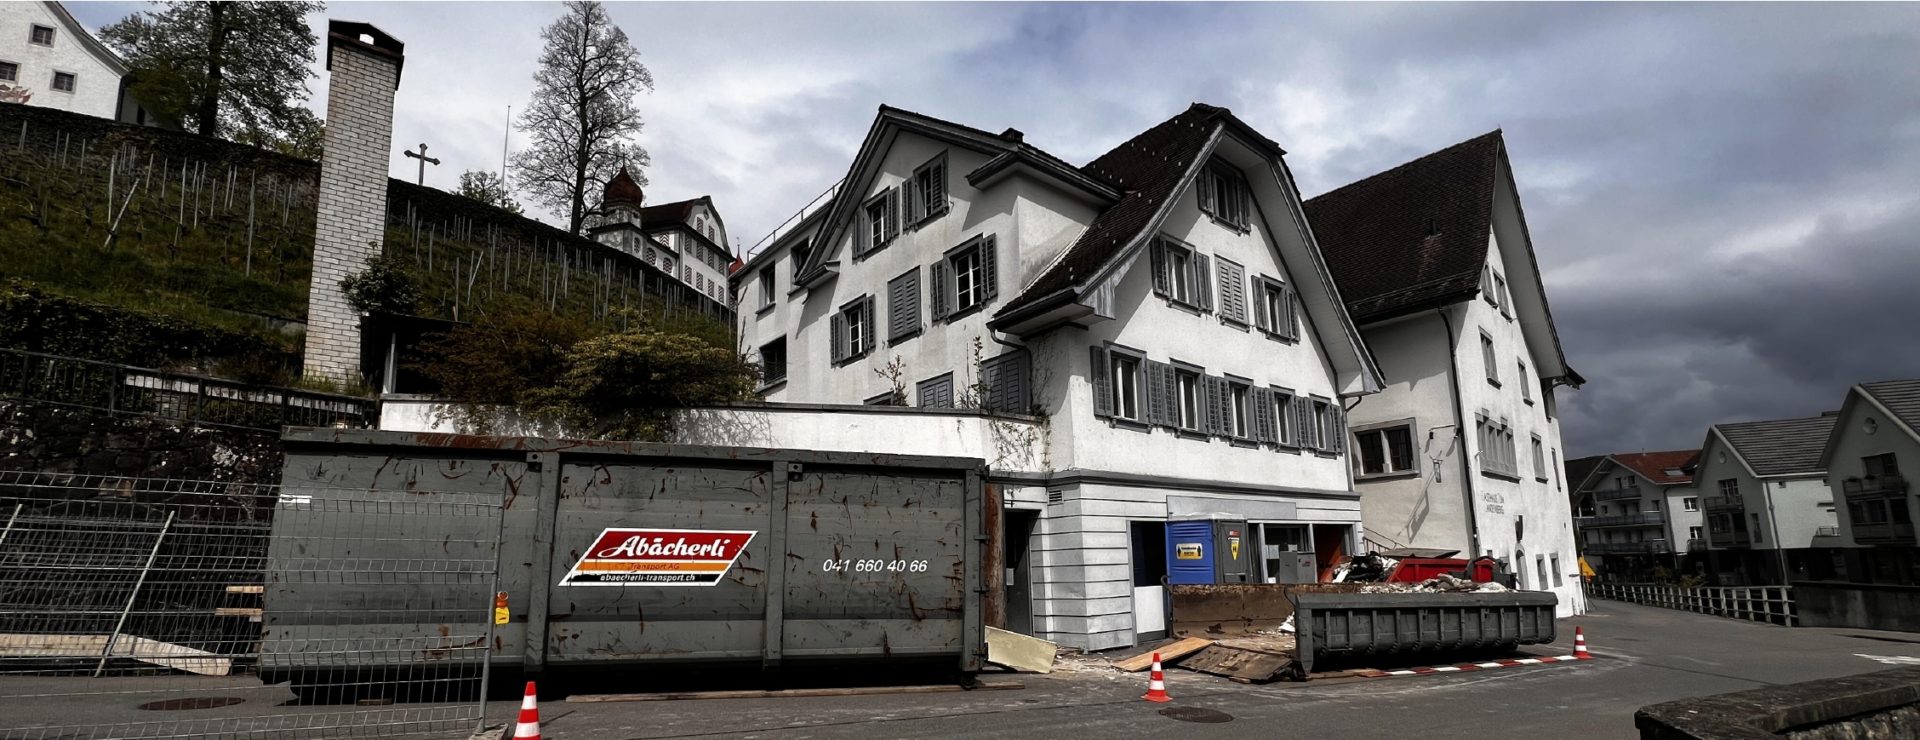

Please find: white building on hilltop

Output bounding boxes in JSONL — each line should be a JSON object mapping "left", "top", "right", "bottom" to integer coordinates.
{"left": 732, "top": 103, "right": 1383, "bottom": 649}
{"left": 1302, "top": 132, "right": 1586, "bottom": 614}
{"left": 0, "top": 1, "right": 168, "bottom": 126}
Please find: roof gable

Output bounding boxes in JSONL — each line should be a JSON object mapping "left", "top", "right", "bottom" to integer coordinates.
{"left": 1303, "top": 132, "right": 1501, "bottom": 324}
{"left": 1714, "top": 415, "right": 1837, "bottom": 478}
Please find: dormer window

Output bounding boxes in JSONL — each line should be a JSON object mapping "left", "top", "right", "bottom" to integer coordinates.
{"left": 1198, "top": 161, "right": 1250, "bottom": 231}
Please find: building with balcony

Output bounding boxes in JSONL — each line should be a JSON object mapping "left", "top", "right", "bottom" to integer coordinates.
{"left": 1567, "top": 449, "right": 1699, "bottom": 579}
{"left": 1694, "top": 414, "right": 1843, "bottom": 585}
{"left": 1818, "top": 379, "right": 1920, "bottom": 584}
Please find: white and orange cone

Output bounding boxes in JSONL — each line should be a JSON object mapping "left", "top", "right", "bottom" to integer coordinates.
{"left": 1142, "top": 652, "right": 1172, "bottom": 703}
{"left": 1573, "top": 626, "right": 1593, "bottom": 660}
{"left": 514, "top": 681, "right": 542, "bottom": 739}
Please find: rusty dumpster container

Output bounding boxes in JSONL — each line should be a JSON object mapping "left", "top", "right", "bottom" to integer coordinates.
{"left": 259, "top": 428, "right": 991, "bottom": 687}
{"left": 1293, "top": 591, "right": 1558, "bottom": 674}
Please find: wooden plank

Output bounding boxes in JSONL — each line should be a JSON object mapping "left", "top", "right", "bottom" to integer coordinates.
{"left": 1113, "top": 637, "right": 1214, "bottom": 672}
{"left": 567, "top": 681, "right": 1024, "bottom": 703}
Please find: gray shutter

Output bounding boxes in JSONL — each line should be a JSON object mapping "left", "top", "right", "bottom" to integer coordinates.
{"left": 830, "top": 311, "right": 848, "bottom": 363}
{"left": 981, "top": 235, "right": 999, "bottom": 301}
{"left": 885, "top": 187, "right": 900, "bottom": 240}
{"left": 929, "top": 259, "right": 951, "bottom": 320}
{"left": 1150, "top": 239, "right": 1169, "bottom": 297}
{"left": 1089, "top": 347, "right": 1112, "bottom": 418}
{"left": 860, "top": 297, "right": 876, "bottom": 356}
{"left": 1194, "top": 254, "right": 1213, "bottom": 312}
{"left": 888, "top": 267, "right": 920, "bottom": 341}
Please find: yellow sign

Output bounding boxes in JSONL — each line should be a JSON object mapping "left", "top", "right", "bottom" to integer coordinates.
{"left": 1175, "top": 543, "right": 1204, "bottom": 560}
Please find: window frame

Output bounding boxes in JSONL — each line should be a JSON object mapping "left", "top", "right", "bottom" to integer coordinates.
{"left": 1481, "top": 331, "right": 1500, "bottom": 387}
{"left": 1351, "top": 419, "right": 1419, "bottom": 479}
{"left": 758, "top": 336, "right": 788, "bottom": 388}
{"left": 29, "top": 24, "right": 55, "bottom": 47}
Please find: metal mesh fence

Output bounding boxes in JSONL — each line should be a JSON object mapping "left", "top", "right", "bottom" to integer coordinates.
{"left": 0, "top": 471, "right": 499, "bottom": 739}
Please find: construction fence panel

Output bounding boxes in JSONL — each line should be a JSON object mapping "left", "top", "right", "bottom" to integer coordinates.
{"left": 0, "top": 471, "right": 500, "bottom": 739}
{"left": 1588, "top": 581, "right": 1796, "bottom": 627}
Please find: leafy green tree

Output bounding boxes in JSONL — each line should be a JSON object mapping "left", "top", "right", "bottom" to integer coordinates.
{"left": 513, "top": 0, "right": 653, "bottom": 235}
{"left": 456, "top": 170, "right": 523, "bottom": 215}
{"left": 521, "top": 326, "right": 757, "bottom": 441}
{"left": 101, "top": 1, "right": 324, "bottom": 143}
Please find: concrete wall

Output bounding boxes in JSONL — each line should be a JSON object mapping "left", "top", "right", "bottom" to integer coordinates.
{"left": 302, "top": 32, "right": 400, "bottom": 382}
{"left": 0, "top": 2, "right": 122, "bottom": 119}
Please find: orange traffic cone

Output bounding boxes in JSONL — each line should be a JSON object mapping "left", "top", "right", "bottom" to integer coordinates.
{"left": 514, "top": 681, "right": 542, "bottom": 739}
{"left": 1142, "top": 652, "right": 1172, "bottom": 703}
{"left": 1573, "top": 626, "right": 1593, "bottom": 660}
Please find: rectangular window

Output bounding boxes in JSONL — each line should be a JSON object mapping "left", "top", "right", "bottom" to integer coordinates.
{"left": 1199, "top": 161, "right": 1250, "bottom": 230}
{"left": 759, "top": 337, "right": 787, "bottom": 386}
{"left": 1683, "top": 497, "right": 1698, "bottom": 512}
{"left": 30, "top": 25, "right": 54, "bottom": 46}
{"left": 1531, "top": 436, "right": 1546, "bottom": 480}
{"left": 1520, "top": 361, "right": 1532, "bottom": 403}
{"left": 830, "top": 295, "right": 875, "bottom": 364}
{"left": 1176, "top": 368, "right": 1202, "bottom": 432}
{"left": 757, "top": 270, "right": 775, "bottom": 309}
{"left": 1481, "top": 332, "right": 1499, "bottom": 386}
{"left": 1354, "top": 423, "right": 1416, "bottom": 477}
{"left": 917, "top": 373, "right": 955, "bottom": 408}
{"left": 51, "top": 71, "right": 75, "bottom": 93}
{"left": 0, "top": 61, "right": 17, "bottom": 82}
{"left": 1111, "top": 354, "right": 1141, "bottom": 421}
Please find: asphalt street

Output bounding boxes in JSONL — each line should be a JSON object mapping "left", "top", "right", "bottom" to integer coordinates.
{"left": 491, "top": 599, "right": 1920, "bottom": 739}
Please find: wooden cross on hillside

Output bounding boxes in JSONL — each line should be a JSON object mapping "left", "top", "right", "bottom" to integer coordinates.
{"left": 404, "top": 142, "right": 440, "bottom": 185}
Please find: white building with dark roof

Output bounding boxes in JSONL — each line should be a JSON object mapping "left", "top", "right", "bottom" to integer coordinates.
{"left": 1818, "top": 379, "right": 1920, "bottom": 583}
{"left": 1696, "top": 414, "right": 1844, "bottom": 585}
{"left": 1301, "top": 132, "right": 1586, "bottom": 614}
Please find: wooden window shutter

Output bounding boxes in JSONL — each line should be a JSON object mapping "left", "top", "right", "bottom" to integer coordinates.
{"left": 888, "top": 267, "right": 920, "bottom": 342}
{"left": 929, "top": 259, "right": 951, "bottom": 320}
{"left": 1150, "top": 239, "right": 1169, "bottom": 297}
{"left": 830, "top": 311, "right": 849, "bottom": 363}
{"left": 885, "top": 187, "right": 900, "bottom": 240}
{"left": 1194, "top": 254, "right": 1214, "bottom": 312}
{"left": 1089, "top": 347, "right": 1113, "bottom": 418}
{"left": 981, "top": 235, "right": 999, "bottom": 300}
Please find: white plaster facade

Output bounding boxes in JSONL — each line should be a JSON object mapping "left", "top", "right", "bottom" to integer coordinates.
{"left": 1, "top": 2, "right": 116, "bottom": 119}
{"left": 733, "top": 105, "right": 1384, "bottom": 650}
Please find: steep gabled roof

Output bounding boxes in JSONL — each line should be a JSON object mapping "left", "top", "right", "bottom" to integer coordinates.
{"left": 997, "top": 104, "right": 1225, "bottom": 312}
{"left": 1714, "top": 415, "right": 1837, "bottom": 478}
{"left": 1303, "top": 132, "right": 1501, "bottom": 324}
{"left": 1609, "top": 450, "right": 1701, "bottom": 486}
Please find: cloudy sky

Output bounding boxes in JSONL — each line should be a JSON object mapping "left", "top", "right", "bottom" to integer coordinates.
{"left": 68, "top": 1, "right": 1920, "bottom": 459}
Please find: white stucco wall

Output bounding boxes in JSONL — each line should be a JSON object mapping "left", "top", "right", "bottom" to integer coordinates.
{"left": 1826, "top": 393, "right": 1920, "bottom": 546}
{"left": 0, "top": 3, "right": 123, "bottom": 119}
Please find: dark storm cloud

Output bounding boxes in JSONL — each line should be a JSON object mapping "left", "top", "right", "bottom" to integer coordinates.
{"left": 65, "top": 2, "right": 1920, "bottom": 455}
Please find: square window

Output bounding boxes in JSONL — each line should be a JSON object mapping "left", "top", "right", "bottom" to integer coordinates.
{"left": 51, "top": 72, "right": 75, "bottom": 93}
{"left": 759, "top": 337, "right": 787, "bottom": 385}
{"left": 0, "top": 61, "right": 17, "bottom": 82}
{"left": 30, "top": 25, "right": 54, "bottom": 46}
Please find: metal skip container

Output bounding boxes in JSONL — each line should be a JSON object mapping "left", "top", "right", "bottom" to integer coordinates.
{"left": 1292, "top": 591, "right": 1560, "bottom": 674}
{"left": 262, "top": 428, "right": 991, "bottom": 682}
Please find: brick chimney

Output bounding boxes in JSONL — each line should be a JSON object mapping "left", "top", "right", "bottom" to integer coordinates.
{"left": 301, "top": 21, "right": 404, "bottom": 384}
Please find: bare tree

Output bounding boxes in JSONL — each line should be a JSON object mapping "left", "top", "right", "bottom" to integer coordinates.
{"left": 512, "top": 0, "right": 653, "bottom": 235}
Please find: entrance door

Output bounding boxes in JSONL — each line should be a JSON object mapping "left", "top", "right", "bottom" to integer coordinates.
{"left": 1004, "top": 510, "right": 1038, "bottom": 635}
{"left": 1130, "top": 522, "right": 1168, "bottom": 642}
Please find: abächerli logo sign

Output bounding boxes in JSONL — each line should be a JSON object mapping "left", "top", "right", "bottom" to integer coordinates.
{"left": 560, "top": 528, "right": 757, "bottom": 586}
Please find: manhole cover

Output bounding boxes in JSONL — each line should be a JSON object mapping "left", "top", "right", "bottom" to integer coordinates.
{"left": 138, "top": 697, "right": 246, "bottom": 711}
{"left": 1158, "top": 707, "right": 1233, "bottom": 724}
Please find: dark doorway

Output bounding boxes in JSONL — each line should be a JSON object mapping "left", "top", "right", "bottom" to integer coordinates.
{"left": 1004, "top": 510, "right": 1038, "bottom": 635}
